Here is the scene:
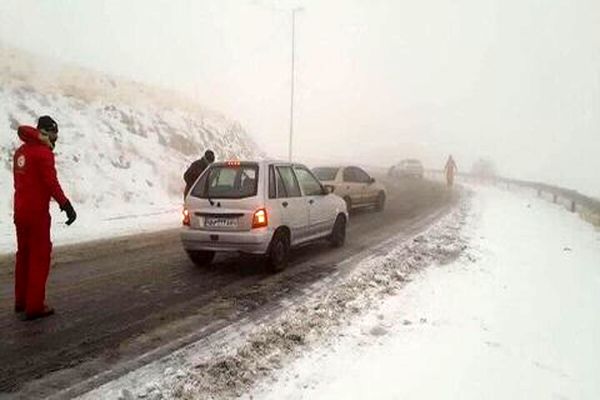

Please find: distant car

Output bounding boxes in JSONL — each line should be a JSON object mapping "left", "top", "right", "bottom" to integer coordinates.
{"left": 312, "top": 166, "right": 387, "bottom": 212}
{"left": 181, "top": 160, "right": 348, "bottom": 271}
{"left": 389, "top": 159, "right": 424, "bottom": 179}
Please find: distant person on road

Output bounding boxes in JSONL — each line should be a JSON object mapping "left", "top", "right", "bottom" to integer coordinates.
{"left": 444, "top": 155, "right": 458, "bottom": 187}
{"left": 183, "top": 150, "right": 215, "bottom": 197}
{"left": 13, "top": 116, "right": 77, "bottom": 320}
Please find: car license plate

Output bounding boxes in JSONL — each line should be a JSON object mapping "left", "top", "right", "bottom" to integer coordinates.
{"left": 204, "top": 217, "right": 238, "bottom": 228}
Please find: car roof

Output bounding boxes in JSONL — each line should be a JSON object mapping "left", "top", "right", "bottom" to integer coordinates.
{"left": 312, "top": 165, "right": 372, "bottom": 170}
{"left": 312, "top": 165, "right": 342, "bottom": 169}
{"left": 215, "top": 159, "right": 307, "bottom": 167}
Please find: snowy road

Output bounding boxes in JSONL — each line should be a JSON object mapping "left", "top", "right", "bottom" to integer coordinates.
{"left": 0, "top": 178, "right": 455, "bottom": 399}
{"left": 251, "top": 186, "right": 600, "bottom": 400}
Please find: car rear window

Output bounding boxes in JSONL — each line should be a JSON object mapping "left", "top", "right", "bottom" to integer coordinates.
{"left": 191, "top": 164, "right": 258, "bottom": 199}
{"left": 313, "top": 167, "right": 339, "bottom": 181}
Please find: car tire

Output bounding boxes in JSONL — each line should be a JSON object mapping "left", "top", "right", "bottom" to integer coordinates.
{"left": 375, "top": 191, "right": 386, "bottom": 212}
{"left": 329, "top": 214, "right": 347, "bottom": 248}
{"left": 186, "top": 250, "right": 215, "bottom": 267}
{"left": 267, "top": 230, "right": 290, "bottom": 272}
{"left": 343, "top": 196, "right": 352, "bottom": 213}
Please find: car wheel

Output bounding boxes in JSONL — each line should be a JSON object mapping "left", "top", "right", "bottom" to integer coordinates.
{"left": 267, "top": 230, "right": 290, "bottom": 272}
{"left": 375, "top": 191, "right": 386, "bottom": 212}
{"left": 343, "top": 196, "right": 352, "bottom": 212}
{"left": 186, "top": 250, "right": 215, "bottom": 267}
{"left": 329, "top": 214, "right": 347, "bottom": 248}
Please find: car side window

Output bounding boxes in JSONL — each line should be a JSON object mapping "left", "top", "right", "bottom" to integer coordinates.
{"left": 276, "top": 166, "right": 301, "bottom": 198}
{"left": 343, "top": 167, "right": 357, "bottom": 183}
{"left": 293, "top": 167, "right": 324, "bottom": 196}
{"left": 269, "top": 166, "right": 277, "bottom": 199}
{"left": 275, "top": 169, "right": 288, "bottom": 198}
{"left": 354, "top": 168, "right": 371, "bottom": 183}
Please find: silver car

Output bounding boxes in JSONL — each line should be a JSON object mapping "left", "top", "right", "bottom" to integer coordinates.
{"left": 181, "top": 160, "right": 348, "bottom": 271}
{"left": 312, "top": 166, "right": 387, "bottom": 212}
{"left": 389, "top": 159, "right": 424, "bottom": 179}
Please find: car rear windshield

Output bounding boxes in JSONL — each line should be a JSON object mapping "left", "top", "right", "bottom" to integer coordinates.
{"left": 191, "top": 164, "right": 258, "bottom": 199}
{"left": 312, "top": 167, "right": 339, "bottom": 181}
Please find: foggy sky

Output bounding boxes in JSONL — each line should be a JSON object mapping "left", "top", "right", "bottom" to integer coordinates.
{"left": 1, "top": 0, "right": 599, "bottom": 196}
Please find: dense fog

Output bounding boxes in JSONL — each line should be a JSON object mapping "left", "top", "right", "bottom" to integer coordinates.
{"left": 1, "top": 0, "right": 598, "bottom": 197}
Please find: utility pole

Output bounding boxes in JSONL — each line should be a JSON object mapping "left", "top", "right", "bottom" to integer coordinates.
{"left": 288, "top": 7, "right": 303, "bottom": 161}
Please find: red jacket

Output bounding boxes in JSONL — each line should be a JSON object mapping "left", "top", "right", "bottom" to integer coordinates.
{"left": 13, "top": 126, "right": 69, "bottom": 219}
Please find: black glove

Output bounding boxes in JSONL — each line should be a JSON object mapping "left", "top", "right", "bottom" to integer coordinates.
{"left": 61, "top": 201, "right": 77, "bottom": 226}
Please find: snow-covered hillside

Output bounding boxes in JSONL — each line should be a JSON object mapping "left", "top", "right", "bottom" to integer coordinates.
{"left": 0, "top": 45, "right": 261, "bottom": 252}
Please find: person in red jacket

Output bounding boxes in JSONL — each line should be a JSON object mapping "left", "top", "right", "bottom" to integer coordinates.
{"left": 13, "top": 116, "right": 77, "bottom": 320}
{"left": 444, "top": 155, "right": 458, "bottom": 188}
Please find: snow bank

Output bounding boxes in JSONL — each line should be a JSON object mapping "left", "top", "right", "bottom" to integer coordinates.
{"left": 251, "top": 186, "right": 600, "bottom": 400}
{"left": 0, "top": 46, "right": 261, "bottom": 253}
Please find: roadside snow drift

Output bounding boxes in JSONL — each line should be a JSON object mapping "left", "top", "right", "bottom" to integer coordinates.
{"left": 0, "top": 45, "right": 260, "bottom": 252}
{"left": 251, "top": 186, "right": 600, "bottom": 400}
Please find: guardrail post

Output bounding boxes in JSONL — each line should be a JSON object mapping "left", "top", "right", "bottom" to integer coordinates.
{"left": 570, "top": 200, "right": 576, "bottom": 212}
{"left": 553, "top": 194, "right": 557, "bottom": 203}
{"left": 537, "top": 189, "right": 541, "bottom": 197}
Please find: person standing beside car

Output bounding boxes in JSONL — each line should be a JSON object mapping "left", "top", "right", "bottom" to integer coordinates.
{"left": 13, "top": 116, "right": 77, "bottom": 320}
{"left": 183, "top": 149, "right": 215, "bottom": 197}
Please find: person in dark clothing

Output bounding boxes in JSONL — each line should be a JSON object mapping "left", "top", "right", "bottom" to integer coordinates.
{"left": 13, "top": 116, "right": 77, "bottom": 320}
{"left": 183, "top": 150, "right": 215, "bottom": 197}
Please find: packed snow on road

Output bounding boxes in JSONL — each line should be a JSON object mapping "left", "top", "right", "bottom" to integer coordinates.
{"left": 76, "top": 187, "right": 469, "bottom": 399}
{"left": 77, "top": 184, "right": 600, "bottom": 400}
{"left": 248, "top": 186, "right": 600, "bottom": 400}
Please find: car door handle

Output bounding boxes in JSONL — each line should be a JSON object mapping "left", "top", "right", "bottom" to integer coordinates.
{"left": 282, "top": 201, "right": 289, "bottom": 208}
{"left": 309, "top": 199, "right": 315, "bottom": 205}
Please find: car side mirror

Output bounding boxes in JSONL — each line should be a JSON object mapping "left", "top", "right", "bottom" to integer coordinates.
{"left": 323, "top": 185, "right": 334, "bottom": 194}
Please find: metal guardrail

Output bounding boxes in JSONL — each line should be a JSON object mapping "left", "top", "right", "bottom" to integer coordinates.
{"left": 425, "top": 170, "right": 600, "bottom": 227}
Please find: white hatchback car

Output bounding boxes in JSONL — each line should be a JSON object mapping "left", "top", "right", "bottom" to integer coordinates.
{"left": 181, "top": 160, "right": 348, "bottom": 271}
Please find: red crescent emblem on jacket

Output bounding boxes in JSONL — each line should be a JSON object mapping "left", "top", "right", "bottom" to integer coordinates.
{"left": 17, "top": 154, "right": 26, "bottom": 168}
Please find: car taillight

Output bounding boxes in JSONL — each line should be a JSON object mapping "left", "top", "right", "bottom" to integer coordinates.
{"left": 183, "top": 208, "right": 190, "bottom": 226}
{"left": 252, "top": 208, "right": 268, "bottom": 229}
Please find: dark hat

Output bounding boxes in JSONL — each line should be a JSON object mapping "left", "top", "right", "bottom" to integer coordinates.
{"left": 37, "top": 115, "right": 58, "bottom": 133}
{"left": 205, "top": 150, "right": 215, "bottom": 163}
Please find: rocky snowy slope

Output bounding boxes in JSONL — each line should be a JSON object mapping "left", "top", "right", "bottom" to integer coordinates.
{"left": 0, "top": 45, "right": 261, "bottom": 251}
